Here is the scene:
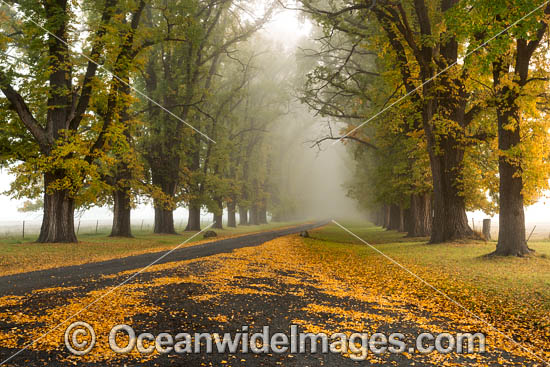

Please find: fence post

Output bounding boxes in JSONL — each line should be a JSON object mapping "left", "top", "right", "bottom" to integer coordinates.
{"left": 77, "top": 220, "right": 81, "bottom": 235}
{"left": 22, "top": 220, "right": 25, "bottom": 239}
{"left": 95, "top": 220, "right": 99, "bottom": 234}
{"left": 482, "top": 219, "right": 491, "bottom": 240}
{"left": 141, "top": 220, "right": 144, "bottom": 231}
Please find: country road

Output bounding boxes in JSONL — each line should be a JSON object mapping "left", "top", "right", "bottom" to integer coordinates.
{"left": 0, "top": 222, "right": 539, "bottom": 367}
{"left": 0, "top": 222, "right": 327, "bottom": 296}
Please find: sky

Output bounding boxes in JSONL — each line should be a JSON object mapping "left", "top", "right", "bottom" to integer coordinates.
{"left": 263, "top": 4, "right": 312, "bottom": 44}
{"left": 0, "top": 3, "right": 549, "bottom": 231}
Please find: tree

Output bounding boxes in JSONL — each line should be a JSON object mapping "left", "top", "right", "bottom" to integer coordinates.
{"left": 137, "top": 0, "right": 271, "bottom": 233}
{"left": 96, "top": 0, "right": 152, "bottom": 238}
{"left": 298, "top": 4, "right": 433, "bottom": 236}
{"left": 469, "top": 0, "right": 550, "bottom": 255}
{"left": 298, "top": 0, "right": 501, "bottom": 242}
{"left": 0, "top": 0, "right": 125, "bottom": 242}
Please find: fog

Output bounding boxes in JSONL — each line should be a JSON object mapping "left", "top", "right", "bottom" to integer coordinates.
{"left": 268, "top": 105, "right": 365, "bottom": 221}
{"left": 0, "top": 6, "right": 364, "bottom": 229}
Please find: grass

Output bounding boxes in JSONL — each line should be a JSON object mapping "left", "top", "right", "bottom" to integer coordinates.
{"left": 0, "top": 221, "right": 301, "bottom": 276}
{"left": 303, "top": 222, "right": 550, "bottom": 358}
{"left": 310, "top": 222, "right": 550, "bottom": 296}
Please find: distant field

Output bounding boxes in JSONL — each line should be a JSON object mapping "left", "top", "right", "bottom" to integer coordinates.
{"left": 0, "top": 221, "right": 301, "bottom": 276}
{"left": 0, "top": 218, "right": 210, "bottom": 239}
{"left": 470, "top": 219, "right": 550, "bottom": 241}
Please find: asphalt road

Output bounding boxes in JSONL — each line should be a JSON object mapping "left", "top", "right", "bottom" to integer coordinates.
{"left": 0, "top": 221, "right": 327, "bottom": 296}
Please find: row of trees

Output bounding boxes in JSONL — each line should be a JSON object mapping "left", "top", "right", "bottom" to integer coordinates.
{"left": 299, "top": 0, "right": 550, "bottom": 256}
{"left": 0, "top": 0, "right": 302, "bottom": 242}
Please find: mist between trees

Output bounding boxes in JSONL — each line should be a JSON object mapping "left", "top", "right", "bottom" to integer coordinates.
{"left": 0, "top": 0, "right": 357, "bottom": 244}
{"left": 0, "top": 0, "right": 549, "bottom": 257}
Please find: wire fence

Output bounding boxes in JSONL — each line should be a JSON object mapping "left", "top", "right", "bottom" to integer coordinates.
{"left": 469, "top": 219, "right": 550, "bottom": 241}
{"left": 0, "top": 218, "right": 216, "bottom": 239}
{"left": 1, "top": 218, "right": 548, "bottom": 241}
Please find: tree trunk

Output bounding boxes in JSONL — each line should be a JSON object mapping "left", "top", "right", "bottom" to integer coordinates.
{"left": 151, "top": 170, "right": 178, "bottom": 234}
{"left": 375, "top": 4, "right": 474, "bottom": 243}
{"left": 227, "top": 201, "right": 237, "bottom": 228}
{"left": 398, "top": 206, "right": 405, "bottom": 232}
{"left": 490, "top": 57, "right": 532, "bottom": 256}
{"left": 185, "top": 205, "right": 201, "bottom": 231}
{"left": 154, "top": 205, "right": 176, "bottom": 234}
{"left": 388, "top": 205, "right": 398, "bottom": 231}
{"left": 388, "top": 204, "right": 404, "bottom": 232}
{"left": 212, "top": 199, "right": 223, "bottom": 229}
{"left": 38, "top": 175, "right": 77, "bottom": 243}
{"left": 249, "top": 205, "right": 260, "bottom": 225}
{"left": 258, "top": 203, "right": 268, "bottom": 224}
{"left": 493, "top": 100, "right": 527, "bottom": 255}
{"left": 110, "top": 187, "right": 132, "bottom": 237}
{"left": 382, "top": 205, "right": 390, "bottom": 229}
{"left": 406, "top": 193, "right": 432, "bottom": 237}
{"left": 213, "top": 213, "right": 223, "bottom": 229}
{"left": 239, "top": 206, "right": 248, "bottom": 225}
{"left": 427, "top": 135, "right": 473, "bottom": 242}
{"left": 421, "top": 26, "right": 473, "bottom": 243}
{"left": 494, "top": 134, "right": 529, "bottom": 254}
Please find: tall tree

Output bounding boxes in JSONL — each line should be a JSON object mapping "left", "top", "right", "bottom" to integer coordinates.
{"left": 0, "top": 0, "right": 124, "bottom": 242}
{"left": 299, "top": 0, "right": 496, "bottom": 242}
{"left": 473, "top": 0, "right": 550, "bottom": 255}
{"left": 140, "top": 0, "right": 271, "bottom": 233}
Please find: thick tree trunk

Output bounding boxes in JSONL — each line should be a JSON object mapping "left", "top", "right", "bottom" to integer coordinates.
{"left": 258, "top": 203, "right": 268, "bottom": 224}
{"left": 154, "top": 205, "right": 176, "bottom": 234}
{"left": 376, "top": 3, "right": 474, "bottom": 244}
{"left": 110, "top": 188, "right": 132, "bottom": 237}
{"left": 406, "top": 193, "right": 432, "bottom": 237}
{"left": 38, "top": 176, "right": 77, "bottom": 243}
{"left": 213, "top": 213, "right": 223, "bottom": 229}
{"left": 490, "top": 57, "right": 532, "bottom": 256}
{"left": 421, "top": 27, "right": 473, "bottom": 243}
{"left": 388, "top": 204, "right": 404, "bottom": 232}
{"left": 212, "top": 199, "right": 223, "bottom": 229}
{"left": 427, "top": 134, "right": 473, "bottom": 243}
{"left": 151, "top": 170, "right": 178, "bottom": 234}
{"left": 404, "top": 208, "right": 412, "bottom": 234}
{"left": 35, "top": 5, "right": 76, "bottom": 244}
{"left": 249, "top": 205, "right": 260, "bottom": 225}
{"left": 239, "top": 206, "right": 248, "bottom": 225}
{"left": 493, "top": 99, "right": 530, "bottom": 256}
{"left": 227, "top": 201, "right": 237, "bottom": 227}
{"left": 185, "top": 205, "right": 201, "bottom": 231}
{"left": 494, "top": 143, "right": 529, "bottom": 255}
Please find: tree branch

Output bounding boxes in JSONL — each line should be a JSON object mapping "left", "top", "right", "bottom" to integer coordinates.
{"left": 0, "top": 72, "right": 48, "bottom": 150}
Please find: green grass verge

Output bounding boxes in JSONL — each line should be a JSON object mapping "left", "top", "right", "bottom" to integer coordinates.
{"left": 306, "top": 222, "right": 550, "bottom": 345}
{"left": 310, "top": 222, "right": 550, "bottom": 296}
{"left": 296, "top": 222, "right": 550, "bottom": 359}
